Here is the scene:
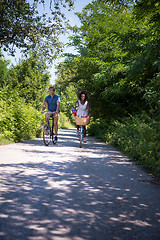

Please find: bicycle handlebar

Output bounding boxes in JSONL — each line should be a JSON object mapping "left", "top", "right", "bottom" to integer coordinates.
{"left": 41, "top": 111, "right": 56, "bottom": 114}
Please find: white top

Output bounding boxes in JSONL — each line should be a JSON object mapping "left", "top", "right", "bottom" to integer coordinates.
{"left": 77, "top": 100, "right": 88, "bottom": 117}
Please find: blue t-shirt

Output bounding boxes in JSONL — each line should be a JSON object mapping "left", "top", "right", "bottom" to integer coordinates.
{"left": 44, "top": 94, "right": 60, "bottom": 112}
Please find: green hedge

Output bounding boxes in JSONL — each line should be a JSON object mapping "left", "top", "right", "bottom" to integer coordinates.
{"left": 0, "top": 90, "right": 43, "bottom": 143}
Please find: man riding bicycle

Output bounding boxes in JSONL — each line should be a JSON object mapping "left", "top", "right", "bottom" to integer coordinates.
{"left": 41, "top": 86, "right": 60, "bottom": 142}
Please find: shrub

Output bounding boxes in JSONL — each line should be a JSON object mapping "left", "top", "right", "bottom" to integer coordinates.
{"left": 58, "top": 112, "right": 75, "bottom": 129}
{"left": 88, "top": 113, "right": 160, "bottom": 176}
{"left": 0, "top": 89, "right": 43, "bottom": 143}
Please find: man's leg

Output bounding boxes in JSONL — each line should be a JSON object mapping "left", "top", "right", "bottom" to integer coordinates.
{"left": 45, "top": 113, "right": 50, "bottom": 124}
{"left": 54, "top": 113, "right": 59, "bottom": 137}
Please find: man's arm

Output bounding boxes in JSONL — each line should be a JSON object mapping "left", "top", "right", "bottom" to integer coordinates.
{"left": 41, "top": 102, "right": 47, "bottom": 113}
{"left": 56, "top": 101, "right": 60, "bottom": 114}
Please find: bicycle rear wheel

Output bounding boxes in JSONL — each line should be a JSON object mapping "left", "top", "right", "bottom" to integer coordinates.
{"left": 43, "top": 124, "right": 51, "bottom": 146}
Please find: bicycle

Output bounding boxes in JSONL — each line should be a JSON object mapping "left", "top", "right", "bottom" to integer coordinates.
{"left": 75, "top": 116, "right": 90, "bottom": 148}
{"left": 42, "top": 111, "right": 56, "bottom": 146}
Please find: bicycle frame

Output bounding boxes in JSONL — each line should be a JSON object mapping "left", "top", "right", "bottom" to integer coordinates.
{"left": 75, "top": 116, "right": 89, "bottom": 148}
{"left": 79, "top": 125, "right": 83, "bottom": 148}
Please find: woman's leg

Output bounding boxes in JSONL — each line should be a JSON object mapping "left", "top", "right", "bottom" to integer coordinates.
{"left": 77, "top": 125, "right": 79, "bottom": 135}
{"left": 83, "top": 126, "right": 86, "bottom": 138}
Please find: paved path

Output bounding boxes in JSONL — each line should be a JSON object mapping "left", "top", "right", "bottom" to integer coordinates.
{"left": 0, "top": 129, "right": 160, "bottom": 240}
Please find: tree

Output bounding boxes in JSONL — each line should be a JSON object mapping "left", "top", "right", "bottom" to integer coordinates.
{"left": 0, "top": 51, "right": 10, "bottom": 88}
{"left": 56, "top": 0, "right": 160, "bottom": 121}
{"left": 134, "top": 0, "right": 160, "bottom": 23}
{"left": 0, "top": 0, "right": 74, "bottom": 63}
{"left": 64, "top": 1, "right": 140, "bottom": 119}
{"left": 5, "top": 55, "right": 50, "bottom": 109}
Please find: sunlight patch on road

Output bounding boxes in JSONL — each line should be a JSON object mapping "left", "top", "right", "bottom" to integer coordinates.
{"left": 128, "top": 219, "right": 152, "bottom": 227}
{"left": 51, "top": 225, "right": 71, "bottom": 235}
{"left": 45, "top": 178, "right": 72, "bottom": 192}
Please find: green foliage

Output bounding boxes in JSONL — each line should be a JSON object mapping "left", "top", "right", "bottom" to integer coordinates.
{"left": 8, "top": 55, "right": 50, "bottom": 109}
{"left": 0, "top": 89, "right": 44, "bottom": 143}
{"left": 57, "top": 1, "right": 145, "bottom": 119}
{"left": 87, "top": 118, "right": 109, "bottom": 140}
{"left": 0, "top": 0, "right": 74, "bottom": 63}
{"left": 0, "top": 53, "right": 74, "bottom": 144}
{"left": 0, "top": 134, "right": 14, "bottom": 145}
{"left": 143, "top": 73, "right": 160, "bottom": 118}
{"left": 55, "top": 0, "right": 160, "bottom": 176}
{"left": 58, "top": 112, "right": 75, "bottom": 129}
{"left": 0, "top": 56, "right": 10, "bottom": 88}
{"left": 57, "top": 0, "right": 160, "bottom": 121}
{"left": 57, "top": 84, "right": 78, "bottom": 122}
{"left": 134, "top": 0, "right": 160, "bottom": 24}
{"left": 88, "top": 113, "right": 160, "bottom": 176}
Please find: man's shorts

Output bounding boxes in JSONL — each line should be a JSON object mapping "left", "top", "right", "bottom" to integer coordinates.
{"left": 46, "top": 112, "right": 59, "bottom": 121}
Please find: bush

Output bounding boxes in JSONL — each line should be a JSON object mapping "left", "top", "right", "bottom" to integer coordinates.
{"left": 88, "top": 113, "right": 160, "bottom": 176}
{"left": 88, "top": 118, "right": 109, "bottom": 140}
{"left": 58, "top": 112, "right": 75, "bottom": 129}
{"left": 0, "top": 89, "right": 44, "bottom": 143}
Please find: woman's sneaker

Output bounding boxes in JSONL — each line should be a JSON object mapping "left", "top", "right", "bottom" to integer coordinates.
{"left": 83, "top": 137, "right": 87, "bottom": 143}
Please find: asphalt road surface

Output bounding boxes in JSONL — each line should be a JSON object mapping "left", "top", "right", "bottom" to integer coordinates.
{"left": 0, "top": 128, "right": 160, "bottom": 240}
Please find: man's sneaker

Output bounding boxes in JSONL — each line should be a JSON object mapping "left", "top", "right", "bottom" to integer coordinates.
{"left": 83, "top": 137, "right": 87, "bottom": 143}
{"left": 54, "top": 136, "right": 58, "bottom": 142}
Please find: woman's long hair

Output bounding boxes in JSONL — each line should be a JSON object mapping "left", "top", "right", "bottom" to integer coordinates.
{"left": 77, "top": 90, "right": 89, "bottom": 101}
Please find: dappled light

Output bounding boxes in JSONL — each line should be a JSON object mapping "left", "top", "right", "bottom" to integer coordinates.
{"left": 0, "top": 129, "right": 160, "bottom": 239}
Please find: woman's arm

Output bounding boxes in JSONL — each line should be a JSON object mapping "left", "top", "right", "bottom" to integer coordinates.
{"left": 75, "top": 101, "right": 79, "bottom": 111}
{"left": 87, "top": 102, "right": 90, "bottom": 115}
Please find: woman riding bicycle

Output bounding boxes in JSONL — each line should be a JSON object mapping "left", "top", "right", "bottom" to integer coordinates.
{"left": 75, "top": 90, "right": 90, "bottom": 142}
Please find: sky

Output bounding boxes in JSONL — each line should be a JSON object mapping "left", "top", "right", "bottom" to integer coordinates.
{"left": 3, "top": 0, "right": 92, "bottom": 84}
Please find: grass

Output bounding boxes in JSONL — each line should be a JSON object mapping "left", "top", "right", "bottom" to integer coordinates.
{"left": 0, "top": 134, "right": 14, "bottom": 145}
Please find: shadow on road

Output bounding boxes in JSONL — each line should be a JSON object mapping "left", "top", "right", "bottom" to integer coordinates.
{"left": 0, "top": 129, "right": 160, "bottom": 240}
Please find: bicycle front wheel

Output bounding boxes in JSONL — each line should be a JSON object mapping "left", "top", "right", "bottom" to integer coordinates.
{"left": 43, "top": 124, "right": 51, "bottom": 146}
{"left": 51, "top": 124, "right": 56, "bottom": 144}
{"left": 80, "top": 126, "right": 83, "bottom": 148}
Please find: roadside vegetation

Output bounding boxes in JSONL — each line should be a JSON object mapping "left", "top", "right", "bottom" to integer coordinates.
{"left": 55, "top": 0, "right": 160, "bottom": 177}
{"left": 0, "top": 0, "right": 75, "bottom": 145}
{"left": 0, "top": 55, "right": 73, "bottom": 145}
{"left": 88, "top": 115, "right": 160, "bottom": 177}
